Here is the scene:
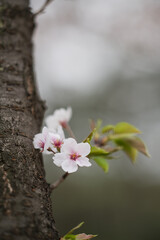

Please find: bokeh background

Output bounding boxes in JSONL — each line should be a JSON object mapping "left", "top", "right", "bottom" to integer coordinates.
{"left": 30, "top": 1, "right": 160, "bottom": 239}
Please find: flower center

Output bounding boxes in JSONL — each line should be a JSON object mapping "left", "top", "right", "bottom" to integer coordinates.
{"left": 70, "top": 153, "right": 81, "bottom": 161}
{"left": 54, "top": 139, "right": 63, "bottom": 148}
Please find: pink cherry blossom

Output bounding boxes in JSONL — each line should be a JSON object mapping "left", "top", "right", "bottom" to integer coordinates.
{"left": 53, "top": 138, "right": 91, "bottom": 173}
{"left": 45, "top": 107, "right": 72, "bottom": 130}
{"left": 45, "top": 126, "right": 65, "bottom": 152}
{"left": 33, "top": 127, "right": 49, "bottom": 152}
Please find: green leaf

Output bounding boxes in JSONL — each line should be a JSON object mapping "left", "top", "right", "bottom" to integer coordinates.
{"left": 89, "top": 146, "right": 109, "bottom": 158}
{"left": 76, "top": 233, "right": 97, "bottom": 240}
{"left": 101, "top": 124, "right": 115, "bottom": 133}
{"left": 103, "top": 156, "right": 116, "bottom": 160}
{"left": 114, "top": 122, "right": 141, "bottom": 134}
{"left": 83, "top": 128, "right": 96, "bottom": 143}
{"left": 61, "top": 223, "right": 97, "bottom": 240}
{"left": 114, "top": 139, "right": 138, "bottom": 163}
{"left": 66, "top": 222, "right": 84, "bottom": 235}
{"left": 109, "top": 133, "right": 136, "bottom": 140}
{"left": 110, "top": 132, "right": 150, "bottom": 158}
{"left": 126, "top": 137, "right": 150, "bottom": 157}
{"left": 92, "top": 156, "right": 109, "bottom": 172}
{"left": 62, "top": 234, "right": 76, "bottom": 240}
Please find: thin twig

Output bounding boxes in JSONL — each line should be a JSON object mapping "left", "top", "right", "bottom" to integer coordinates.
{"left": 50, "top": 172, "right": 69, "bottom": 190}
{"left": 33, "top": 0, "right": 54, "bottom": 17}
{"left": 65, "top": 123, "right": 76, "bottom": 139}
{"left": 47, "top": 147, "right": 56, "bottom": 154}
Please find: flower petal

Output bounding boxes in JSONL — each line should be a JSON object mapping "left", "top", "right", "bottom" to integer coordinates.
{"left": 76, "top": 157, "right": 92, "bottom": 167}
{"left": 42, "top": 126, "right": 49, "bottom": 137}
{"left": 61, "top": 160, "right": 78, "bottom": 173}
{"left": 53, "top": 153, "right": 68, "bottom": 167}
{"left": 54, "top": 107, "right": 72, "bottom": 122}
{"left": 76, "top": 142, "right": 91, "bottom": 156}
{"left": 66, "top": 107, "right": 72, "bottom": 121}
{"left": 57, "top": 125, "right": 65, "bottom": 139}
{"left": 61, "top": 138, "right": 77, "bottom": 154}
{"left": 33, "top": 133, "right": 44, "bottom": 149}
{"left": 45, "top": 115, "right": 59, "bottom": 130}
{"left": 44, "top": 138, "right": 56, "bottom": 154}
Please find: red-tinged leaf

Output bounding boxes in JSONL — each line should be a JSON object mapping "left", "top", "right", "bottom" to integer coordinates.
{"left": 76, "top": 233, "right": 97, "bottom": 240}
{"left": 89, "top": 119, "right": 96, "bottom": 131}
{"left": 126, "top": 137, "right": 150, "bottom": 157}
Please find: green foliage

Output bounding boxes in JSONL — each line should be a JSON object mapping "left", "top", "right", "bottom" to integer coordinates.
{"left": 88, "top": 146, "right": 113, "bottom": 172}
{"left": 61, "top": 222, "right": 97, "bottom": 240}
{"left": 83, "top": 128, "right": 96, "bottom": 143}
{"left": 108, "top": 133, "right": 150, "bottom": 162}
{"left": 101, "top": 122, "right": 141, "bottom": 134}
{"left": 92, "top": 156, "right": 109, "bottom": 173}
{"left": 89, "top": 146, "right": 109, "bottom": 157}
{"left": 113, "top": 139, "right": 138, "bottom": 163}
{"left": 114, "top": 122, "right": 141, "bottom": 134}
{"left": 109, "top": 133, "right": 136, "bottom": 140}
{"left": 66, "top": 222, "right": 84, "bottom": 235}
{"left": 91, "top": 120, "right": 150, "bottom": 165}
{"left": 126, "top": 137, "right": 150, "bottom": 157}
{"left": 101, "top": 124, "right": 115, "bottom": 133}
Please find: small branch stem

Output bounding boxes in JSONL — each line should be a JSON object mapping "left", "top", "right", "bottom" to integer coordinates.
{"left": 50, "top": 172, "right": 69, "bottom": 191}
{"left": 65, "top": 123, "right": 76, "bottom": 139}
{"left": 33, "top": 0, "right": 54, "bottom": 17}
{"left": 49, "top": 148, "right": 56, "bottom": 154}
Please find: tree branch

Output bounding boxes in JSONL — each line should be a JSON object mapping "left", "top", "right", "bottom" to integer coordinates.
{"left": 50, "top": 172, "right": 69, "bottom": 190}
{"left": 34, "top": 0, "right": 54, "bottom": 17}
{"left": 65, "top": 123, "right": 76, "bottom": 139}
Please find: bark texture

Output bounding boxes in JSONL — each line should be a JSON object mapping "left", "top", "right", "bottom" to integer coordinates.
{"left": 0, "top": 1, "right": 59, "bottom": 239}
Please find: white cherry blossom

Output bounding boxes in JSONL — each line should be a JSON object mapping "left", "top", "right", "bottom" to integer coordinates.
{"left": 45, "top": 126, "right": 65, "bottom": 152}
{"left": 53, "top": 138, "right": 91, "bottom": 173}
{"left": 45, "top": 107, "right": 72, "bottom": 130}
{"left": 33, "top": 127, "right": 49, "bottom": 152}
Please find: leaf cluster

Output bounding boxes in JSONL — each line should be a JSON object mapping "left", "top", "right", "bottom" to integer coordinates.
{"left": 85, "top": 121, "right": 150, "bottom": 172}
{"left": 61, "top": 222, "right": 97, "bottom": 240}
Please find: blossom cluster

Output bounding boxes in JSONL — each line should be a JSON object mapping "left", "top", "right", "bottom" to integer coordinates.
{"left": 33, "top": 107, "right": 91, "bottom": 173}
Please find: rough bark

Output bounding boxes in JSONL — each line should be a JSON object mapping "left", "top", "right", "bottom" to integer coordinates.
{"left": 0, "top": 0, "right": 59, "bottom": 239}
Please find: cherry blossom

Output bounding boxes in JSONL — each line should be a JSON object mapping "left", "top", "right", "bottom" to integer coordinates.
{"left": 45, "top": 126, "right": 65, "bottom": 152}
{"left": 53, "top": 138, "right": 91, "bottom": 173}
{"left": 33, "top": 127, "right": 49, "bottom": 152}
{"left": 45, "top": 107, "right": 72, "bottom": 130}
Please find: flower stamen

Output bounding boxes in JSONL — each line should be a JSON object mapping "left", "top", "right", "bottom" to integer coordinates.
{"left": 53, "top": 139, "right": 63, "bottom": 148}
{"left": 70, "top": 153, "right": 81, "bottom": 161}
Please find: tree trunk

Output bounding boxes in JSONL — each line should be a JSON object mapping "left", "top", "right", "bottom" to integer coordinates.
{"left": 0, "top": 1, "right": 59, "bottom": 239}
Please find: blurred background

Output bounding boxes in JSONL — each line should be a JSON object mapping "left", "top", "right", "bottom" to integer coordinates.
{"left": 30, "top": 1, "right": 160, "bottom": 239}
